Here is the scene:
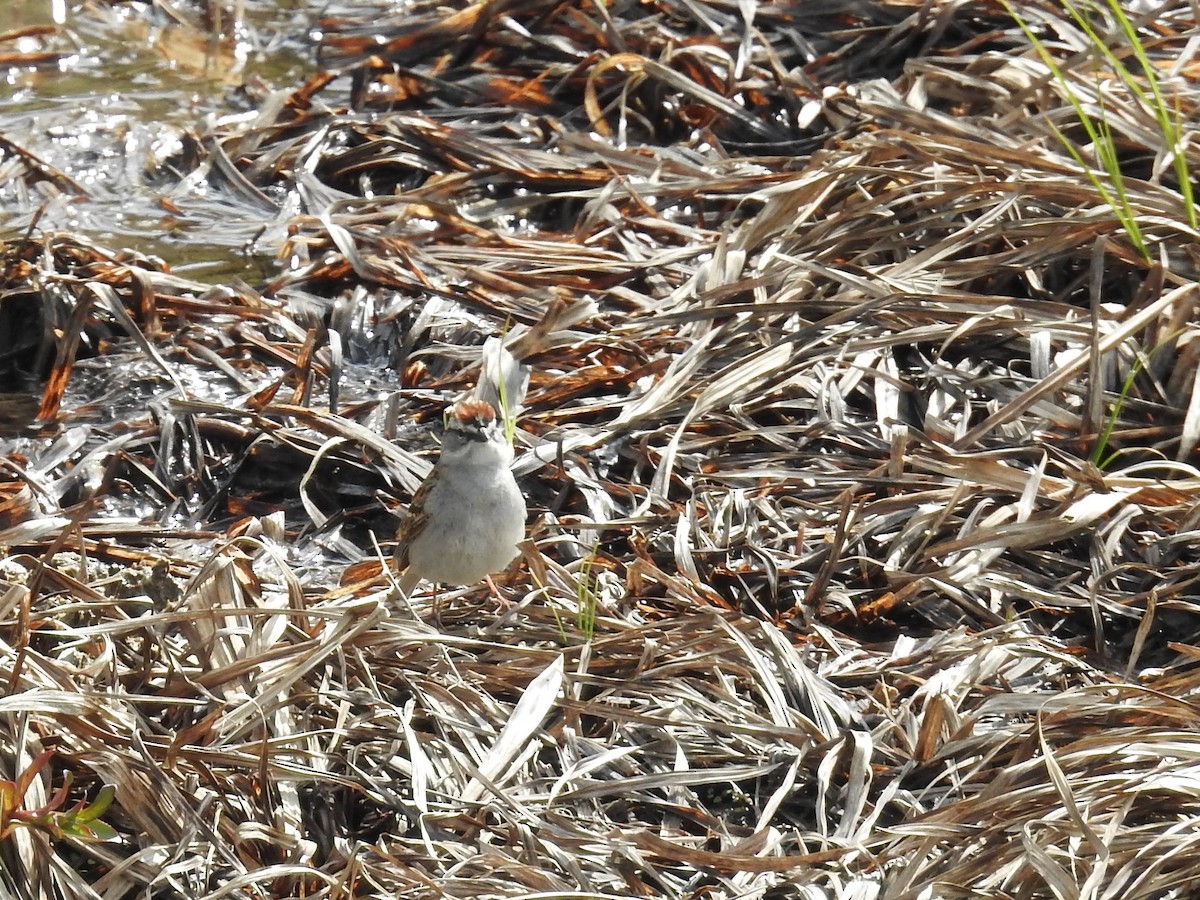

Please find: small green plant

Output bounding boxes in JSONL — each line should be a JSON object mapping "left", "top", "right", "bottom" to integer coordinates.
{"left": 1004, "top": 0, "right": 1196, "bottom": 261}
{"left": 0, "top": 750, "right": 118, "bottom": 843}
{"left": 1061, "top": 0, "right": 1196, "bottom": 232}
{"left": 496, "top": 358, "right": 517, "bottom": 445}
{"left": 575, "top": 547, "right": 600, "bottom": 641}
{"left": 1091, "top": 330, "right": 1182, "bottom": 468}
{"left": 540, "top": 544, "right": 602, "bottom": 643}
{"left": 490, "top": 327, "right": 520, "bottom": 445}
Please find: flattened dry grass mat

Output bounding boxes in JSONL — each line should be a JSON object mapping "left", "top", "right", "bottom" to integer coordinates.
{"left": 1, "top": 0, "right": 1200, "bottom": 897}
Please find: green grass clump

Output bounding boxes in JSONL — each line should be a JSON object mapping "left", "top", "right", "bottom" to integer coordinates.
{"left": 1004, "top": 0, "right": 1196, "bottom": 262}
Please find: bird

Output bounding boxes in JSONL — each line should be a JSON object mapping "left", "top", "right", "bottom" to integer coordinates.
{"left": 393, "top": 398, "right": 527, "bottom": 598}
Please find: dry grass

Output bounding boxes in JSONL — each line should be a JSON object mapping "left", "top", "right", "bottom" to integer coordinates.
{"left": 2, "top": 0, "right": 1200, "bottom": 897}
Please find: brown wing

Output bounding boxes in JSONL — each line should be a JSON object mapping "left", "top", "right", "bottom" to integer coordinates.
{"left": 394, "top": 467, "right": 437, "bottom": 571}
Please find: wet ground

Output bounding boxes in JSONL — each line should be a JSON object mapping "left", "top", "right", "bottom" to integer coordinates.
{"left": 2, "top": 0, "right": 315, "bottom": 281}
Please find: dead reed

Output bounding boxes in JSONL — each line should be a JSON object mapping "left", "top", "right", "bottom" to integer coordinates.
{"left": 2, "top": 0, "right": 1199, "bottom": 896}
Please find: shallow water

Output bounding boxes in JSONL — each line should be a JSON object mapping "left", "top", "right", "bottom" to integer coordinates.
{"left": 1, "top": 0, "right": 318, "bottom": 281}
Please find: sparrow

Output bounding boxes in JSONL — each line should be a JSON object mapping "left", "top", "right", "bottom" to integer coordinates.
{"left": 394, "top": 399, "right": 527, "bottom": 597}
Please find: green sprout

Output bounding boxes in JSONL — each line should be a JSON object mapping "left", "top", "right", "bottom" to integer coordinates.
{"left": 1061, "top": 0, "right": 1196, "bottom": 231}
{"left": 575, "top": 546, "right": 600, "bottom": 641}
{"left": 539, "top": 543, "right": 602, "bottom": 643}
{"left": 1004, "top": 0, "right": 1195, "bottom": 261}
{"left": 1091, "top": 330, "right": 1182, "bottom": 468}
{"left": 0, "top": 750, "right": 118, "bottom": 843}
{"left": 496, "top": 359, "right": 517, "bottom": 445}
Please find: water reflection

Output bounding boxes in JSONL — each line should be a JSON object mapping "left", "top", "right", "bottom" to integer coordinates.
{"left": 0, "top": 0, "right": 315, "bottom": 280}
